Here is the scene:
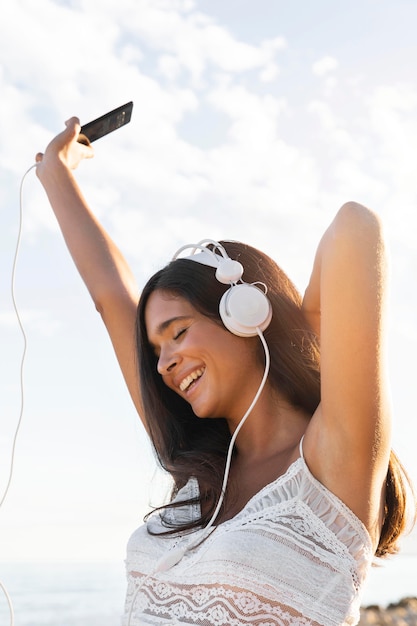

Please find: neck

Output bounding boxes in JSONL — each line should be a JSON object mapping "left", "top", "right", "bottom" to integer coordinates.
{"left": 228, "top": 387, "right": 310, "bottom": 461}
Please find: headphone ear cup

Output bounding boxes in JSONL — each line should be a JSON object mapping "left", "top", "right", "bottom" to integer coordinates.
{"left": 219, "top": 284, "right": 272, "bottom": 337}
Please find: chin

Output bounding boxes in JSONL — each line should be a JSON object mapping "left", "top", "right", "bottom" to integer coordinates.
{"left": 191, "top": 403, "right": 219, "bottom": 420}
{"left": 192, "top": 407, "right": 211, "bottom": 419}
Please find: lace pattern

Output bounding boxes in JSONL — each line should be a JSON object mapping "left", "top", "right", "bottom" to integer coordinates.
{"left": 126, "top": 577, "right": 324, "bottom": 625}
{"left": 123, "top": 456, "right": 373, "bottom": 626}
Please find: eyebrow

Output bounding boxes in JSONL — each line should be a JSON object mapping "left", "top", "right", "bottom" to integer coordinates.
{"left": 152, "top": 315, "right": 192, "bottom": 338}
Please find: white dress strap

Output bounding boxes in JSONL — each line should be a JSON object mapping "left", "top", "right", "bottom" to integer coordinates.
{"left": 299, "top": 434, "right": 305, "bottom": 459}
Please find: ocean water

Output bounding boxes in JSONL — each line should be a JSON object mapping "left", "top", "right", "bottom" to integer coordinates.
{"left": 0, "top": 553, "right": 416, "bottom": 626}
{"left": 0, "top": 561, "right": 127, "bottom": 626}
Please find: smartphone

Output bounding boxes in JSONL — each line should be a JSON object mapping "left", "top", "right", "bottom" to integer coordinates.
{"left": 78, "top": 101, "right": 133, "bottom": 144}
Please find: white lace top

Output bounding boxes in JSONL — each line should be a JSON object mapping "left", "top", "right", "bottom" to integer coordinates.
{"left": 123, "top": 442, "right": 373, "bottom": 626}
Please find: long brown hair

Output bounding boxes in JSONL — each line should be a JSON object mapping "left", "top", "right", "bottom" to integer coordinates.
{"left": 136, "top": 240, "right": 414, "bottom": 556}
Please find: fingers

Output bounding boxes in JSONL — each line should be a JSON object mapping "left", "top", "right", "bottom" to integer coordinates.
{"left": 65, "top": 116, "right": 81, "bottom": 129}
{"left": 84, "top": 145, "right": 95, "bottom": 160}
{"left": 78, "top": 138, "right": 95, "bottom": 160}
{"left": 64, "top": 118, "right": 94, "bottom": 158}
{"left": 77, "top": 133, "right": 92, "bottom": 147}
{"left": 64, "top": 116, "right": 81, "bottom": 141}
{"left": 35, "top": 117, "right": 94, "bottom": 170}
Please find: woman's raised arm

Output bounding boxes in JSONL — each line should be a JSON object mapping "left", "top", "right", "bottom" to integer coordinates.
{"left": 36, "top": 118, "right": 144, "bottom": 421}
{"left": 302, "top": 202, "right": 391, "bottom": 547}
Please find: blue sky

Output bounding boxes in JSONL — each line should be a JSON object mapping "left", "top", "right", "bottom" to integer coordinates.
{"left": 1, "top": 0, "right": 417, "bottom": 604}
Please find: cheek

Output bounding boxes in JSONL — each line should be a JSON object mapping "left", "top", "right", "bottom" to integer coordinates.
{"left": 212, "top": 331, "right": 258, "bottom": 366}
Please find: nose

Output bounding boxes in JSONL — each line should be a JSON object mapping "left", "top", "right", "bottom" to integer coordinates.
{"left": 157, "top": 346, "right": 180, "bottom": 376}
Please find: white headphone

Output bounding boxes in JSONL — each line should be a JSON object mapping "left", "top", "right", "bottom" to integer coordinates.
{"left": 172, "top": 239, "right": 272, "bottom": 337}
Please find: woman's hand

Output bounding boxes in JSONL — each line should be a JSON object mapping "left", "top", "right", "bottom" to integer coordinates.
{"left": 35, "top": 117, "right": 94, "bottom": 177}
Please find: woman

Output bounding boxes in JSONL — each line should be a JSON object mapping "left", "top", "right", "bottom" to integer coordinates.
{"left": 36, "top": 118, "right": 414, "bottom": 626}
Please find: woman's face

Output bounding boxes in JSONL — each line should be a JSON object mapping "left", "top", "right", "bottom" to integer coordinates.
{"left": 145, "top": 290, "right": 263, "bottom": 424}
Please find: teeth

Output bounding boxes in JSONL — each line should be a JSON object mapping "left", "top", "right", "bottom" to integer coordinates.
{"left": 179, "top": 368, "right": 204, "bottom": 392}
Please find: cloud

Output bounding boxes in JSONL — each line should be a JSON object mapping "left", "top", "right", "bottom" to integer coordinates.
{"left": 64, "top": 0, "right": 287, "bottom": 89}
{"left": 111, "top": 2, "right": 285, "bottom": 83}
{"left": 367, "top": 84, "right": 417, "bottom": 188}
{"left": 1, "top": 0, "right": 290, "bottom": 244}
{"left": 312, "top": 55, "right": 339, "bottom": 77}
{"left": 307, "top": 99, "right": 364, "bottom": 160}
{"left": 2, "top": 0, "right": 415, "bottom": 298}
{"left": 0, "top": 309, "right": 62, "bottom": 336}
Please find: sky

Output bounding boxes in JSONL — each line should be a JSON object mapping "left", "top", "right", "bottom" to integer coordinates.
{"left": 1, "top": 0, "right": 417, "bottom": 602}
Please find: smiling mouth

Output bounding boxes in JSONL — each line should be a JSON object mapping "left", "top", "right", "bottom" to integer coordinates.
{"left": 179, "top": 368, "right": 205, "bottom": 392}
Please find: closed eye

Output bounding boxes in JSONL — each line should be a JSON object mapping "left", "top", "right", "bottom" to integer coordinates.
{"left": 148, "top": 315, "right": 192, "bottom": 357}
{"left": 174, "top": 327, "right": 188, "bottom": 341}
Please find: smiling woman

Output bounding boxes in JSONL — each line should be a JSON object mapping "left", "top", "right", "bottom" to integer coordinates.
{"left": 34, "top": 117, "right": 415, "bottom": 626}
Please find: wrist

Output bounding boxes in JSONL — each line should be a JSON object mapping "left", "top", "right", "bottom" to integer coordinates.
{"left": 36, "top": 155, "right": 73, "bottom": 185}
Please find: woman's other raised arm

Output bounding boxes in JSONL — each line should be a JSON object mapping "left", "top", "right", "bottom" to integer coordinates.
{"left": 36, "top": 118, "right": 144, "bottom": 422}
{"left": 302, "top": 202, "right": 391, "bottom": 546}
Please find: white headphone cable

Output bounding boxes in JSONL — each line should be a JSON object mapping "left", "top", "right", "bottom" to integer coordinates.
{"left": 0, "top": 163, "right": 35, "bottom": 510}
{"left": 0, "top": 580, "right": 14, "bottom": 626}
{"left": 155, "top": 326, "right": 270, "bottom": 571}
{"left": 0, "top": 162, "right": 36, "bottom": 626}
{"left": 195, "top": 327, "right": 270, "bottom": 537}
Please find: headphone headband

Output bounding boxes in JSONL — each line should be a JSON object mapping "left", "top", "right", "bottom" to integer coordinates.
{"left": 173, "top": 249, "right": 224, "bottom": 270}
